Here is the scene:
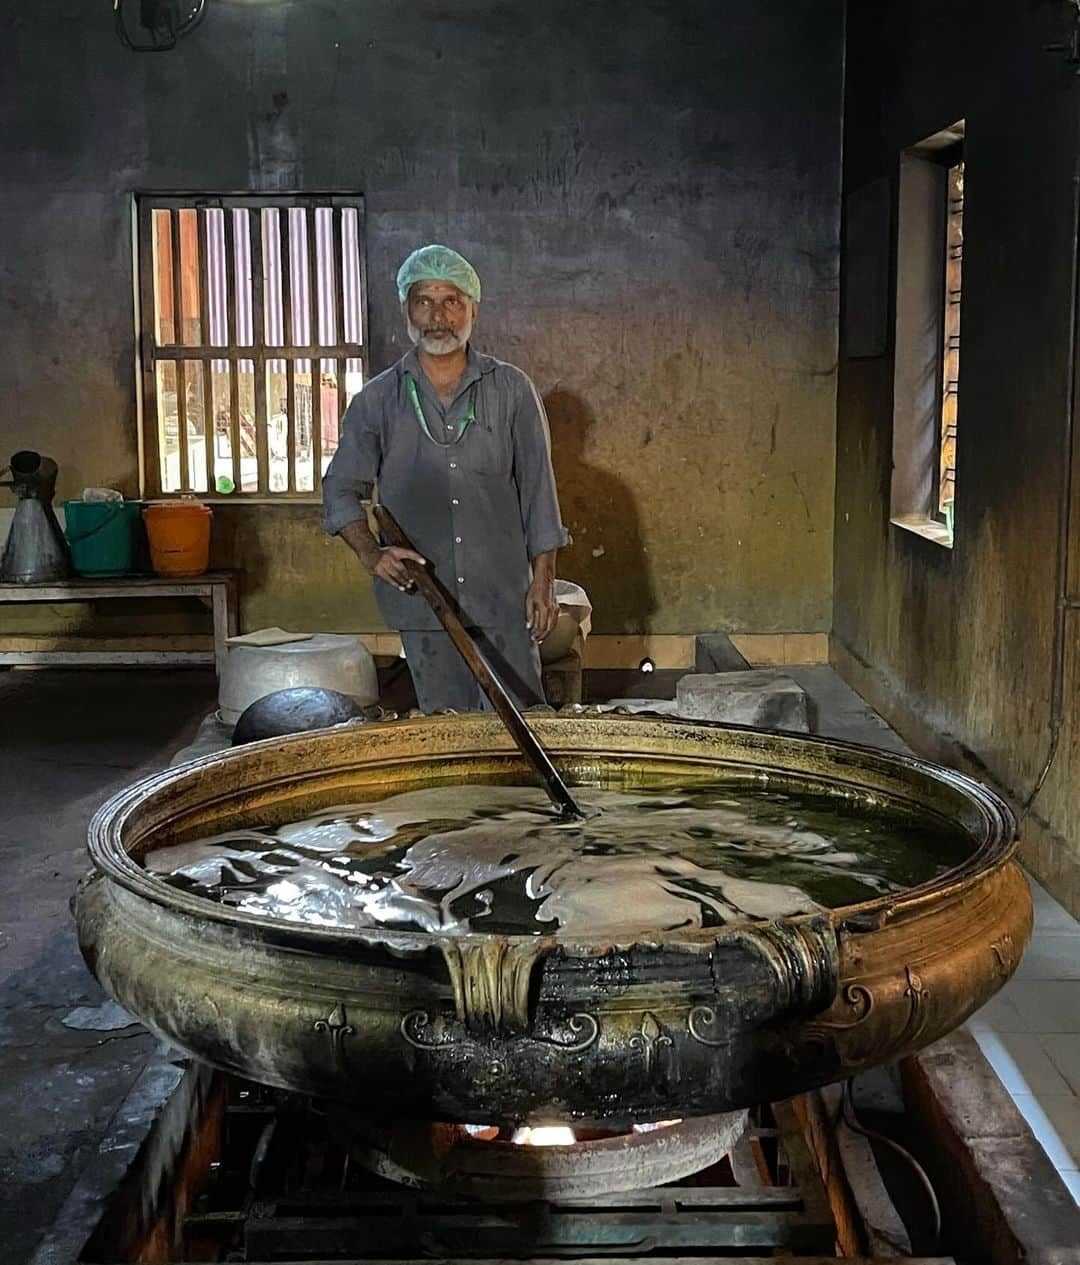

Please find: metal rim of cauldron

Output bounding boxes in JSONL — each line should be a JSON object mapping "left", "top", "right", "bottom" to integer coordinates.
{"left": 78, "top": 713, "right": 1028, "bottom": 1125}
{"left": 86, "top": 711, "right": 1017, "bottom": 955}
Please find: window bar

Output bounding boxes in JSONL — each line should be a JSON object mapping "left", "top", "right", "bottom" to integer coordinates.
{"left": 222, "top": 208, "right": 242, "bottom": 492}
{"left": 279, "top": 210, "right": 296, "bottom": 493}
{"left": 345, "top": 204, "right": 367, "bottom": 349}
{"left": 332, "top": 208, "right": 347, "bottom": 423}
{"left": 285, "top": 358, "right": 297, "bottom": 494}
{"left": 138, "top": 204, "right": 161, "bottom": 498}
{"left": 197, "top": 210, "right": 216, "bottom": 495}
{"left": 331, "top": 204, "right": 343, "bottom": 351}
{"left": 335, "top": 357, "right": 346, "bottom": 433}
{"left": 356, "top": 202, "right": 369, "bottom": 353}
{"left": 170, "top": 208, "right": 191, "bottom": 493}
{"left": 306, "top": 206, "right": 322, "bottom": 481}
{"left": 250, "top": 210, "right": 270, "bottom": 496}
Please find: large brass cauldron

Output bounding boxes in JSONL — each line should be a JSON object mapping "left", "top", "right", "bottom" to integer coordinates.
{"left": 75, "top": 714, "right": 1029, "bottom": 1128}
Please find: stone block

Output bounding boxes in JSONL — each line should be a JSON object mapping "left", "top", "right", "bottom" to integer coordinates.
{"left": 694, "top": 632, "right": 751, "bottom": 672}
{"left": 542, "top": 651, "right": 583, "bottom": 708}
{"left": 674, "top": 670, "right": 810, "bottom": 731}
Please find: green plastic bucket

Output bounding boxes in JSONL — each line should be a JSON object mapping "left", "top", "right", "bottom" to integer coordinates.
{"left": 62, "top": 500, "right": 143, "bottom": 577}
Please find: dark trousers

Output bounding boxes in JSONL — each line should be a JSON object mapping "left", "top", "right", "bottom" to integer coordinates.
{"left": 400, "top": 622, "right": 545, "bottom": 713}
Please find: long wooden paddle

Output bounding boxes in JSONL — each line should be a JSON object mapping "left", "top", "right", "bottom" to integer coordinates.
{"left": 373, "top": 503, "right": 585, "bottom": 820}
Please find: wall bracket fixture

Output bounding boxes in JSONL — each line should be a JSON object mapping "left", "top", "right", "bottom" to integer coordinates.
{"left": 114, "top": 0, "right": 207, "bottom": 52}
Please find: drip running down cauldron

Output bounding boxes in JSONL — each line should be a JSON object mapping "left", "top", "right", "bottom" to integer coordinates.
{"left": 73, "top": 713, "right": 1030, "bottom": 1128}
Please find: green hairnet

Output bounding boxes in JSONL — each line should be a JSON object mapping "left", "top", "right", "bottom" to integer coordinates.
{"left": 396, "top": 244, "right": 481, "bottom": 304}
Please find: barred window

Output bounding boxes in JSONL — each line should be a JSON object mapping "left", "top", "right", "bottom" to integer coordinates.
{"left": 938, "top": 159, "right": 963, "bottom": 521}
{"left": 890, "top": 121, "right": 964, "bottom": 547}
{"left": 136, "top": 195, "right": 366, "bottom": 500}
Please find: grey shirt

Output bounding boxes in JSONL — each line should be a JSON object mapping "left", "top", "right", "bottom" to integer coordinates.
{"left": 323, "top": 345, "right": 570, "bottom": 631}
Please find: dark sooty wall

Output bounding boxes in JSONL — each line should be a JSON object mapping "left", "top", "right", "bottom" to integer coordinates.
{"left": 834, "top": 0, "right": 1080, "bottom": 911}
{"left": 0, "top": 0, "right": 841, "bottom": 639}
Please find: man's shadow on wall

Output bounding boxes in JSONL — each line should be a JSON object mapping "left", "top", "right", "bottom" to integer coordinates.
{"left": 543, "top": 389, "right": 656, "bottom": 636}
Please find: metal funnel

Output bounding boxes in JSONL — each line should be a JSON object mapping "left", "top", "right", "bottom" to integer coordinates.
{"left": 0, "top": 450, "right": 70, "bottom": 583}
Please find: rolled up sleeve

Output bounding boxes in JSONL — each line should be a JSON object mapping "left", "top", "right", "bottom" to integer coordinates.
{"left": 511, "top": 372, "right": 571, "bottom": 559}
{"left": 322, "top": 392, "right": 381, "bottom": 536}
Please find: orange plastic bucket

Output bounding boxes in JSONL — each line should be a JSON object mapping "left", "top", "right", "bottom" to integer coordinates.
{"left": 142, "top": 501, "right": 213, "bottom": 577}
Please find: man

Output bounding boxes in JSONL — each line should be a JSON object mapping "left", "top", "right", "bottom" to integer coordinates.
{"left": 322, "top": 244, "right": 570, "bottom": 713}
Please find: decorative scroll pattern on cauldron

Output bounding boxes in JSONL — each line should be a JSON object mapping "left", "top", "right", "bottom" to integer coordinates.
{"left": 313, "top": 1003, "right": 355, "bottom": 1066}
{"left": 810, "top": 982, "right": 875, "bottom": 1030}
{"left": 400, "top": 1008, "right": 600, "bottom": 1054}
{"left": 629, "top": 1012, "right": 674, "bottom": 1075}
{"left": 991, "top": 933, "right": 1015, "bottom": 979}
{"left": 687, "top": 1005, "right": 732, "bottom": 1047}
{"left": 802, "top": 963, "right": 932, "bottom": 1071}
{"left": 901, "top": 965, "right": 930, "bottom": 1044}
{"left": 398, "top": 1003, "right": 752, "bottom": 1062}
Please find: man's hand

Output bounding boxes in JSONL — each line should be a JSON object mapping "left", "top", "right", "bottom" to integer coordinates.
{"left": 338, "top": 519, "right": 425, "bottom": 592}
{"left": 367, "top": 545, "right": 427, "bottom": 592}
{"left": 526, "top": 573, "right": 558, "bottom": 642}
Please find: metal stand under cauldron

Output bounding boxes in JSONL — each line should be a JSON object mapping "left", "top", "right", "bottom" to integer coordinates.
{"left": 76, "top": 1066, "right": 847, "bottom": 1264}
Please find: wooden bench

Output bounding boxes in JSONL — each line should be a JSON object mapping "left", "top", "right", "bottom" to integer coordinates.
{"left": 0, "top": 571, "right": 239, "bottom": 676}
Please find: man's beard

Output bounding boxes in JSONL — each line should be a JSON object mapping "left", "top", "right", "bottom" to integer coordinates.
{"left": 407, "top": 311, "right": 473, "bottom": 356}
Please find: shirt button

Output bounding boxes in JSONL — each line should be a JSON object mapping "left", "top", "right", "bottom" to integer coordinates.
{"left": 452, "top": 498, "right": 459, "bottom": 505}
{"left": 455, "top": 536, "right": 462, "bottom": 543}
{"left": 457, "top": 576, "right": 465, "bottom": 583}
{"left": 450, "top": 462, "right": 457, "bottom": 469}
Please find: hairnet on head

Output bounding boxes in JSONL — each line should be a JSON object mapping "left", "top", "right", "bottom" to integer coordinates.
{"left": 396, "top": 244, "right": 481, "bottom": 305}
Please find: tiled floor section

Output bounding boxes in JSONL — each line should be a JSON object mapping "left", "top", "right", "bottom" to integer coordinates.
{"left": 968, "top": 875, "right": 1080, "bottom": 1204}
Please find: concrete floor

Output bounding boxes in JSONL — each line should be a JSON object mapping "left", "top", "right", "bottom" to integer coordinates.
{"left": 0, "top": 668, "right": 218, "bottom": 1265}
{"left": 0, "top": 663, "right": 1073, "bottom": 1263}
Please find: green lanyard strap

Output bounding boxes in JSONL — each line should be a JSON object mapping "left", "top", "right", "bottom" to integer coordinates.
{"left": 405, "top": 373, "right": 476, "bottom": 445}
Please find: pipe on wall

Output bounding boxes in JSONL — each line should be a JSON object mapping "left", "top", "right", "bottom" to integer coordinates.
{"left": 1024, "top": 85, "right": 1080, "bottom": 817}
